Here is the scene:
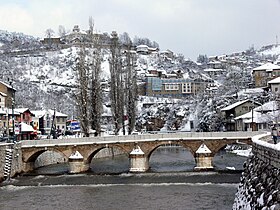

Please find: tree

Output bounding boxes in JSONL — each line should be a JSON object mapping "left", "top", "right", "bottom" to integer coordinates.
{"left": 45, "top": 28, "right": 55, "bottom": 38}
{"left": 89, "top": 37, "right": 103, "bottom": 136}
{"left": 88, "top": 16, "right": 94, "bottom": 35}
{"left": 58, "top": 25, "right": 66, "bottom": 37}
{"left": 123, "top": 43, "right": 138, "bottom": 134}
{"left": 197, "top": 54, "right": 208, "bottom": 64}
{"left": 74, "top": 47, "right": 90, "bottom": 137}
{"left": 109, "top": 31, "right": 125, "bottom": 135}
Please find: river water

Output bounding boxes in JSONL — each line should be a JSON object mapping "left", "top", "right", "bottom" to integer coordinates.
{"left": 0, "top": 146, "right": 247, "bottom": 210}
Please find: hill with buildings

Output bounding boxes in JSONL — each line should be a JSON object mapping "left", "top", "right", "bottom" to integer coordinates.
{"left": 0, "top": 27, "right": 280, "bottom": 133}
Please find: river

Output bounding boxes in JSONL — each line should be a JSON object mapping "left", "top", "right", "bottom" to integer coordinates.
{"left": 0, "top": 146, "right": 247, "bottom": 210}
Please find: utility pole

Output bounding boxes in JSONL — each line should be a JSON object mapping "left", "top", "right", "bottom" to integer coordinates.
{"left": 50, "top": 108, "right": 57, "bottom": 139}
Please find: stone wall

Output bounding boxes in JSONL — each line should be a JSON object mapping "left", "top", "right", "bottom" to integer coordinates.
{"left": 233, "top": 142, "right": 280, "bottom": 209}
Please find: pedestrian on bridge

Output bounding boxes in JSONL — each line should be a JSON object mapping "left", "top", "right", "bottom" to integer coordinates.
{"left": 271, "top": 126, "right": 278, "bottom": 144}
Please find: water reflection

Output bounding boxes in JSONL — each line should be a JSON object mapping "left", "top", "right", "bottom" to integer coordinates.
{"left": 149, "top": 146, "right": 196, "bottom": 172}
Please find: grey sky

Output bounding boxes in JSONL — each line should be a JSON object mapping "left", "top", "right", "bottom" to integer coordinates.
{"left": 0, "top": 0, "right": 280, "bottom": 60}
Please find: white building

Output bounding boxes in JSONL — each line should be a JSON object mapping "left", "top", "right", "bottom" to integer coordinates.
{"left": 268, "top": 76, "right": 280, "bottom": 93}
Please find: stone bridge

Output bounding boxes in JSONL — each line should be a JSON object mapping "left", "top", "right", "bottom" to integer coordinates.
{"left": 20, "top": 131, "right": 265, "bottom": 173}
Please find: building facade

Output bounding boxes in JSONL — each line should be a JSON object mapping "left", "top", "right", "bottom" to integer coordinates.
{"left": 145, "top": 77, "right": 213, "bottom": 97}
{"left": 0, "top": 81, "right": 16, "bottom": 109}
{"left": 252, "top": 63, "right": 280, "bottom": 87}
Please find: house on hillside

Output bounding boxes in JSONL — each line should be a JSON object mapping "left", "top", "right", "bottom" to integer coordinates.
{"left": 136, "top": 45, "right": 149, "bottom": 54}
{"left": 0, "top": 108, "right": 20, "bottom": 137}
{"left": 220, "top": 99, "right": 261, "bottom": 131}
{"left": 0, "top": 92, "right": 6, "bottom": 108}
{"left": 32, "top": 110, "right": 68, "bottom": 136}
{"left": 252, "top": 63, "right": 280, "bottom": 87}
{"left": 268, "top": 77, "right": 280, "bottom": 93}
{"left": 235, "top": 101, "right": 280, "bottom": 131}
{"left": 0, "top": 81, "right": 16, "bottom": 109}
{"left": 145, "top": 77, "right": 213, "bottom": 98}
{"left": 14, "top": 108, "right": 36, "bottom": 140}
{"left": 234, "top": 110, "right": 271, "bottom": 131}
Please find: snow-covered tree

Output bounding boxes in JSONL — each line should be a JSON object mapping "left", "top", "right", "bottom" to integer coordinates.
{"left": 109, "top": 31, "right": 125, "bottom": 135}
{"left": 74, "top": 47, "right": 90, "bottom": 136}
{"left": 89, "top": 39, "right": 103, "bottom": 136}
{"left": 123, "top": 42, "right": 138, "bottom": 134}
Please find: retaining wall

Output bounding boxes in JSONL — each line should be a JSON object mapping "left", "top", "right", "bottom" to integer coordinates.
{"left": 233, "top": 137, "right": 280, "bottom": 209}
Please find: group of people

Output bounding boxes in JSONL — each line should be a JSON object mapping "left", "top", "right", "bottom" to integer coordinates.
{"left": 271, "top": 126, "right": 279, "bottom": 144}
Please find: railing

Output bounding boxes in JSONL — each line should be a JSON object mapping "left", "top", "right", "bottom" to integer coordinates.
{"left": 21, "top": 131, "right": 266, "bottom": 147}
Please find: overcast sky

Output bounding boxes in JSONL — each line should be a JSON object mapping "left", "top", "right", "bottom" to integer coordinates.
{"left": 1, "top": 0, "right": 280, "bottom": 60}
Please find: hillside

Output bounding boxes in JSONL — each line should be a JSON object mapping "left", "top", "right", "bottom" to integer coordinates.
{"left": 0, "top": 30, "right": 279, "bottom": 133}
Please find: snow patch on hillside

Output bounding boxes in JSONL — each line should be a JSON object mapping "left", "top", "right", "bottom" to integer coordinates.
{"left": 261, "top": 45, "right": 280, "bottom": 56}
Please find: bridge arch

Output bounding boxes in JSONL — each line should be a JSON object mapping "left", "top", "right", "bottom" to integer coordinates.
{"left": 22, "top": 148, "right": 69, "bottom": 172}
{"left": 25, "top": 148, "right": 68, "bottom": 163}
{"left": 148, "top": 142, "right": 196, "bottom": 172}
{"left": 85, "top": 145, "right": 130, "bottom": 164}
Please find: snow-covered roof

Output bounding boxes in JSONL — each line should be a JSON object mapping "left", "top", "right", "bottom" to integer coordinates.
{"left": 252, "top": 63, "right": 280, "bottom": 71}
{"left": 235, "top": 109, "right": 280, "bottom": 123}
{"left": 31, "top": 110, "right": 46, "bottom": 118}
{"left": 237, "top": 88, "right": 264, "bottom": 96}
{"left": 0, "top": 108, "right": 20, "bottom": 115}
{"left": 47, "top": 109, "right": 67, "bottom": 117}
{"left": 20, "top": 122, "right": 34, "bottom": 132}
{"left": 145, "top": 73, "right": 157, "bottom": 77}
{"left": 0, "top": 81, "right": 16, "bottom": 90}
{"left": 31, "top": 109, "right": 67, "bottom": 118}
{"left": 14, "top": 108, "right": 34, "bottom": 115}
{"left": 268, "top": 76, "right": 280, "bottom": 84}
{"left": 254, "top": 101, "right": 278, "bottom": 112}
{"left": 0, "top": 91, "right": 7, "bottom": 97}
{"left": 136, "top": 45, "right": 148, "bottom": 49}
{"left": 208, "top": 60, "right": 221, "bottom": 64}
{"left": 221, "top": 99, "right": 250, "bottom": 111}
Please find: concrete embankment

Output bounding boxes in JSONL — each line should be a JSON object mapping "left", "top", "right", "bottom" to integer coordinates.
{"left": 233, "top": 139, "right": 280, "bottom": 209}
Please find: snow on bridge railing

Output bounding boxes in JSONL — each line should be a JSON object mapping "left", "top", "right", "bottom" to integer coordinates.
{"left": 252, "top": 132, "right": 280, "bottom": 150}
{"left": 251, "top": 132, "right": 280, "bottom": 168}
{"left": 20, "top": 131, "right": 266, "bottom": 147}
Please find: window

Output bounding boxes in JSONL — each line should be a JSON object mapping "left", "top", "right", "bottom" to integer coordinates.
{"left": 275, "top": 87, "right": 278, "bottom": 92}
{"left": 190, "top": 121, "right": 194, "bottom": 129}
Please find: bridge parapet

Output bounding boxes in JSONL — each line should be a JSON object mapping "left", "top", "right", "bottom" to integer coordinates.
{"left": 252, "top": 132, "right": 280, "bottom": 168}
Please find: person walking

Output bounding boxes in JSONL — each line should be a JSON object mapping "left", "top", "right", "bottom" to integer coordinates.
{"left": 271, "top": 126, "right": 278, "bottom": 144}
